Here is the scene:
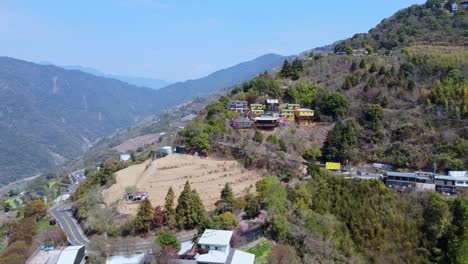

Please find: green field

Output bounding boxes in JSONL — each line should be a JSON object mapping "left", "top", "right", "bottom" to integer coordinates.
{"left": 241, "top": 238, "right": 272, "bottom": 264}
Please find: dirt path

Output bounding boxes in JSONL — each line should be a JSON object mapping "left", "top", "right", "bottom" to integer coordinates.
{"left": 102, "top": 155, "right": 263, "bottom": 215}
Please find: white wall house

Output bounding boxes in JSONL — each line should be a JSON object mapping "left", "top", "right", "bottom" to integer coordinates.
{"left": 120, "top": 153, "right": 131, "bottom": 162}
{"left": 449, "top": 171, "right": 468, "bottom": 188}
{"left": 196, "top": 229, "right": 254, "bottom": 264}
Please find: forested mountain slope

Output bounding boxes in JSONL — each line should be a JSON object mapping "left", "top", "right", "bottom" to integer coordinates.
{"left": 171, "top": 2, "right": 467, "bottom": 263}
{"left": 0, "top": 53, "right": 286, "bottom": 184}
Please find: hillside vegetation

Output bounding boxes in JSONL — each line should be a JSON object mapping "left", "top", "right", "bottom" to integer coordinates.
{"left": 171, "top": 1, "right": 468, "bottom": 262}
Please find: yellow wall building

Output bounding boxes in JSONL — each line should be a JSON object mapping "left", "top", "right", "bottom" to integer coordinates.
{"left": 250, "top": 104, "right": 265, "bottom": 110}
{"left": 281, "top": 109, "right": 295, "bottom": 121}
{"left": 287, "top": 104, "right": 301, "bottom": 110}
{"left": 294, "top": 108, "right": 314, "bottom": 125}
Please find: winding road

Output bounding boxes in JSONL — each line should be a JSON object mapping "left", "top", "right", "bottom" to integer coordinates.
{"left": 49, "top": 169, "right": 89, "bottom": 246}
{"left": 50, "top": 203, "right": 88, "bottom": 246}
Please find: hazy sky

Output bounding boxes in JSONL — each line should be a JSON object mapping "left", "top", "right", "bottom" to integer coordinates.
{"left": 0, "top": 0, "right": 424, "bottom": 81}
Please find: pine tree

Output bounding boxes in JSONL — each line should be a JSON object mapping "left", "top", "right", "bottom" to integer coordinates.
{"left": 359, "top": 59, "right": 367, "bottom": 69}
{"left": 216, "top": 183, "right": 235, "bottom": 213}
{"left": 176, "top": 181, "right": 207, "bottom": 229}
{"left": 350, "top": 61, "right": 358, "bottom": 72}
{"left": 378, "top": 66, "right": 386, "bottom": 75}
{"left": 190, "top": 190, "right": 207, "bottom": 228}
{"left": 163, "top": 187, "right": 177, "bottom": 229}
{"left": 279, "top": 60, "right": 292, "bottom": 78}
{"left": 369, "top": 62, "right": 377, "bottom": 73}
{"left": 153, "top": 206, "right": 164, "bottom": 229}
{"left": 343, "top": 77, "right": 353, "bottom": 90}
{"left": 176, "top": 181, "right": 193, "bottom": 229}
{"left": 291, "top": 58, "right": 303, "bottom": 72}
{"left": 133, "top": 199, "right": 153, "bottom": 235}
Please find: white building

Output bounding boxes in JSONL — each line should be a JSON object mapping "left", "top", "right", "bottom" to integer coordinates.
{"left": 56, "top": 246, "right": 85, "bottom": 264}
{"left": 449, "top": 171, "right": 468, "bottom": 188}
{"left": 120, "top": 153, "right": 131, "bottom": 162}
{"left": 196, "top": 229, "right": 254, "bottom": 264}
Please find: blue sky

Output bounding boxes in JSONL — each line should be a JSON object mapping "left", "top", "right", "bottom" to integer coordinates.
{"left": 0, "top": 0, "right": 424, "bottom": 81}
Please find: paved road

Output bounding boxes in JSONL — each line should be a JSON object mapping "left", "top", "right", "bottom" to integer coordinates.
{"left": 50, "top": 169, "right": 89, "bottom": 246}
{"left": 50, "top": 203, "right": 88, "bottom": 246}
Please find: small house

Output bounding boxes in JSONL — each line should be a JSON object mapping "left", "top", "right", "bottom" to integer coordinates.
{"left": 449, "top": 171, "right": 468, "bottom": 188}
{"left": 461, "top": 1, "right": 468, "bottom": 10}
{"left": 451, "top": 2, "right": 459, "bottom": 12}
{"left": 126, "top": 191, "right": 148, "bottom": 201}
{"left": 196, "top": 229, "right": 255, "bottom": 264}
{"left": 120, "top": 153, "right": 131, "bottom": 162}
{"left": 280, "top": 109, "right": 295, "bottom": 121}
{"left": 265, "top": 99, "right": 279, "bottom": 112}
{"left": 434, "top": 176, "right": 457, "bottom": 194}
{"left": 294, "top": 108, "right": 314, "bottom": 125}
{"left": 161, "top": 146, "right": 173, "bottom": 156}
{"left": 231, "top": 118, "right": 253, "bottom": 129}
{"left": 253, "top": 115, "right": 279, "bottom": 129}
{"left": 250, "top": 104, "right": 265, "bottom": 110}
{"left": 287, "top": 103, "right": 301, "bottom": 110}
{"left": 226, "top": 101, "right": 249, "bottom": 113}
{"left": 56, "top": 246, "right": 86, "bottom": 264}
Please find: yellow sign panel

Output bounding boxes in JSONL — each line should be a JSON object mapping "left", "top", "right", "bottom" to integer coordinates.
{"left": 326, "top": 162, "right": 341, "bottom": 170}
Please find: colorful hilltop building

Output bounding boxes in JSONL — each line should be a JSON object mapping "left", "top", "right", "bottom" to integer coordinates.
{"left": 295, "top": 108, "right": 314, "bottom": 125}
{"left": 281, "top": 109, "right": 295, "bottom": 121}
{"left": 250, "top": 103, "right": 265, "bottom": 117}
{"left": 287, "top": 103, "right": 301, "bottom": 110}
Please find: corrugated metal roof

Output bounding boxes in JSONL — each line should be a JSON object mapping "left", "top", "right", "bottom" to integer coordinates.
{"left": 198, "top": 229, "right": 233, "bottom": 246}
{"left": 56, "top": 246, "right": 84, "bottom": 264}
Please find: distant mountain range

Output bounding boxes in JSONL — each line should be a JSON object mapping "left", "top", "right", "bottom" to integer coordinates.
{"left": 38, "top": 62, "right": 171, "bottom": 90}
{"left": 157, "top": 54, "right": 289, "bottom": 103}
{"left": 0, "top": 53, "right": 287, "bottom": 183}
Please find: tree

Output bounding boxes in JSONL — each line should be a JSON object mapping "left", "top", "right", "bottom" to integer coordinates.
{"left": 176, "top": 181, "right": 207, "bottom": 229}
{"left": 133, "top": 199, "right": 153, "bottom": 235}
{"left": 369, "top": 62, "right": 377, "bottom": 73}
{"left": 307, "top": 163, "right": 321, "bottom": 177}
{"left": 346, "top": 46, "right": 353, "bottom": 55}
{"left": 303, "top": 145, "right": 322, "bottom": 161}
{"left": 216, "top": 183, "right": 235, "bottom": 213}
{"left": 366, "top": 46, "right": 374, "bottom": 55}
{"left": 321, "top": 92, "right": 350, "bottom": 120}
{"left": 163, "top": 187, "right": 177, "bottom": 229}
{"left": 368, "top": 76, "right": 377, "bottom": 87}
{"left": 361, "top": 104, "right": 384, "bottom": 132}
{"left": 359, "top": 59, "right": 366, "bottom": 69}
{"left": 446, "top": 197, "right": 468, "bottom": 263}
{"left": 291, "top": 58, "right": 303, "bottom": 72}
{"left": 343, "top": 77, "right": 353, "bottom": 90}
{"left": 156, "top": 229, "right": 181, "bottom": 251}
{"left": 268, "top": 244, "right": 301, "bottom": 264}
{"left": 350, "top": 61, "right": 358, "bottom": 72}
{"left": 256, "top": 176, "right": 287, "bottom": 215}
{"left": 253, "top": 130, "right": 264, "bottom": 143}
{"left": 23, "top": 199, "right": 47, "bottom": 220}
{"left": 159, "top": 246, "right": 178, "bottom": 264}
{"left": 153, "top": 206, "right": 164, "bottom": 229}
{"left": 278, "top": 139, "right": 287, "bottom": 152}
{"left": 9, "top": 217, "right": 37, "bottom": 245}
{"left": 37, "top": 227, "right": 67, "bottom": 247}
{"left": 322, "top": 120, "right": 358, "bottom": 163}
{"left": 378, "top": 65, "right": 386, "bottom": 75}
{"left": 279, "top": 60, "right": 292, "bottom": 78}
{"left": 245, "top": 196, "right": 261, "bottom": 218}
{"left": 212, "top": 212, "right": 239, "bottom": 230}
